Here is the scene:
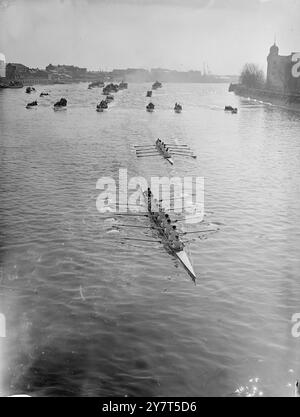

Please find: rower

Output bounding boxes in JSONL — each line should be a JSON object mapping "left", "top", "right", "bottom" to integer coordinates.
{"left": 151, "top": 211, "right": 159, "bottom": 221}
{"left": 170, "top": 235, "right": 184, "bottom": 251}
{"left": 159, "top": 213, "right": 169, "bottom": 227}
{"left": 164, "top": 218, "right": 173, "bottom": 235}
{"left": 157, "top": 210, "right": 166, "bottom": 226}
{"left": 146, "top": 187, "right": 152, "bottom": 210}
{"left": 168, "top": 225, "right": 179, "bottom": 241}
{"left": 151, "top": 198, "right": 160, "bottom": 211}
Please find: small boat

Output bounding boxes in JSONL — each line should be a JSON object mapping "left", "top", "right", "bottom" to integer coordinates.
{"left": 155, "top": 141, "right": 174, "bottom": 165}
{"left": 141, "top": 187, "right": 196, "bottom": 282}
{"left": 224, "top": 105, "right": 238, "bottom": 113}
{"left": 152, "top": 81, "right": 162, "bottom": 90}
{"left": 96, "top": 100, "right": 108, "bottom": 112}
{"left": 174, "top": 103, "right": 182, "bottom": 113}
{"left": 146, "top": 102, "right": 155, "bottom": 112}
{"left": 111, "top": 84, "right": 119, "bottom": 93}
{"left": 0, "top": 80, "right": 23, "bottom": 89}
{"left": 26, "top": 100, "right": 38, "bottom": 109}
{"left": 102, "top": 83, "right": 119, "bottom": 94}
{"left": 295, "top": 381, "right": 300, "bottom": 397}
{"left": 88, "top": 80, "right": 105, "bottom": 89}
{"left": 54, "top": 97, "right": 67, "bottom": 110}
{"left": 146, "top": 90, "right": 152, "bottom": 97}
{"left": 26, "top": 86, "right": 36, "bottom": 94}
{"left": 106, "top": 95, "right": 114, "bottom": 103}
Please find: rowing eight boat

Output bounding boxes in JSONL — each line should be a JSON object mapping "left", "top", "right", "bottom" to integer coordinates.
{"left": 155, "top": 142, "right": 174, "bottom": 165}
{"left": 141, "top": 186, "right": 196, "bottom": 282}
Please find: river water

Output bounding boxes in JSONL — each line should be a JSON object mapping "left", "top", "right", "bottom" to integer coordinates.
{"left": 0, "top": 83, "right": 299, "bottom": 397}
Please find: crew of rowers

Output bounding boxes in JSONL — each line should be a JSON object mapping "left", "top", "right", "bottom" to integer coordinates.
{"left": 146, "top": 187, "right": 184, "bottom": 251}
{"left": 155, "top": 138, "right": 171, "bottom": 158}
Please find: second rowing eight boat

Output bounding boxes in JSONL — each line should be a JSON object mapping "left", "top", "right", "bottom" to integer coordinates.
{"left": 155, "top": 140, "right": 174, "bottom": 165}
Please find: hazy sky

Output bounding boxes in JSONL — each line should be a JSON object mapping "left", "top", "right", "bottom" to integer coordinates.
{"left": 0, "top": 0, "right": 299, "bottom": 74}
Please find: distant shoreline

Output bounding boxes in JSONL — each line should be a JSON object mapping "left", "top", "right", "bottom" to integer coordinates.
{"left": 229, "top": 83, "right": 300, "bottom": 112}
{"left": 1, "top": 79, "right": 231, "bottom": 88}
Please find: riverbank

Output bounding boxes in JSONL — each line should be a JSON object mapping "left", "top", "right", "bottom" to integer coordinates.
{"left": 229, "top": 83, "right": 300, "bottom": 112}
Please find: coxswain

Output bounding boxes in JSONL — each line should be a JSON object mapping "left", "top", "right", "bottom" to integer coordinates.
{"left": 170, "top": 235, "right": 184, "bottom": 251}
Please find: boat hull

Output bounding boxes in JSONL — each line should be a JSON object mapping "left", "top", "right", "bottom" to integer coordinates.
{"left": 155, "top": 143, "right": 174, "bottom": 165}
{"left": 175, "top": 251, "right": 196, "bottom": 281}
{"left": 53, "top": 106, "right": 67, "bottom": 111}
{"left": 141, "top": 187, "right": 196, "bottom": 281}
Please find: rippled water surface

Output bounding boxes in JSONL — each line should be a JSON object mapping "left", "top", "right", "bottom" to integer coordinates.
{"left": 0, "top": 83, "right": 300, "bottom": 397}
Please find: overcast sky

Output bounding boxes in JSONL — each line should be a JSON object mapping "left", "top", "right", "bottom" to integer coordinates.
{"left": 0, "top": 0, "right": 299, "bottom": 74}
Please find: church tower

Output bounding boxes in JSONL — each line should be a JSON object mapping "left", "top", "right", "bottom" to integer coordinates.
{"left": 266, "top": 43, "right": 290, "bottom": 92}
{"left": 0, "top": 52, "right": 6, "bottom": 78}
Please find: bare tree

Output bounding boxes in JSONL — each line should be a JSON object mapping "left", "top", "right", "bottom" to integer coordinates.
{"left": 240, "top": 63, "right": 265, "bottom": 89}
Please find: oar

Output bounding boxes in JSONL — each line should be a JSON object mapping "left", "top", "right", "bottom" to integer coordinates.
{"left": 136, "top": 154, "right": 160, "bottom": 158}
{"left": 134, "top": 145, "right": 156, "bottom": 148}
{"left": 171, "top": 151, "right": 196, "bottom": 155}
{"left": 169, "top": 148, "right": 193, "bottom": 152}
{"left": 100, "top": 213, "right": 149, "bottom": 217}
{"left": 168, "top": 147, "right": 191, "bottom": 150}
{"left": 168, "top": 207, "right": 201, "bottom": 217}
{"left": 135, "top": 149, "right": 157, "bottom": 152}
{"left": 172, "top": 153, "right": 197, "bottom": 159}
{"left": 159, "top": 194, "right": 196, "bottom": 201}
{"left": 135, "top": 148, "right": 157, "bottom": 152}
{"left": 168, "top": 148, "right": 192, "bottom": 152}
{"left": 113, "top": 224, "right": 154, "bottom": 229}
{"left": 180, "top": 228, "right": 218, "bottom": 235}
{"left": 169, "top": 148, "right": 194, "bottom": 153}
{"left": 136, "top": 149, "right": 159, "bottom": 155}
{"left": 165, "top": 144, "right": 189, "bottom": 147}
{"left": 175, "top": 216, "right": 204, "bottom": 223}
{"left": 134, "top": 147, "right": 156, "bottom": 151}
{"left": 119, "top": 237, "right": 162, "bottom": 243}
